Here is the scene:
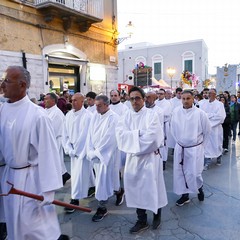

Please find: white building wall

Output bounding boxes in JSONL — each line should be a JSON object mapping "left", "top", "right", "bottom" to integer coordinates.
{"left": 118, "top": 39, "right": 208, "bottom": 91}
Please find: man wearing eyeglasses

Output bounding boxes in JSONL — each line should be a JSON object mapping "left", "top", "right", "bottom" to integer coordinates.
{"left": 0, "top": 66, "right": 68, "bottom": 240}
{"left": 116, "top": 86, "right": 167, "bottom": 234}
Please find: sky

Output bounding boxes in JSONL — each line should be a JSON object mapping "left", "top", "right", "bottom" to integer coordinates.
{"left": 117, "top": 0, "right": 240, "bottom": 74}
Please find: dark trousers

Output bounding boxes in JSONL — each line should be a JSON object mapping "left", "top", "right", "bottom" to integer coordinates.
{"left": 222, "top": 123, "right": 230, "bottom": 149}
{"left": 136, "top": 208, "right": 161, "bottom": 223}
{"left": 0, "top": 222, "right": 7, "bottom": 240}
{"left": 231, "top": 122, "right": 238, "bottom": 141}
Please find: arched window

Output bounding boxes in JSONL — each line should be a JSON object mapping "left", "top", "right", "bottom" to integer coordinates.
{"left": 152, "top": 54, "right": 163, "bottom": 80}
{"left": 135, "top": 56, "right": 146, "bottom": 66}
{"left": 182, "top": 51, "right": 195, "bottom": 73}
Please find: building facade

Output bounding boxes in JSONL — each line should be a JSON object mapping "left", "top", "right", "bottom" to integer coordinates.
{"left": 0, "top": 0, "right": 119, "bottom": 98}
{"left": 118, "top": 39, "right": 209, "bottom": 91}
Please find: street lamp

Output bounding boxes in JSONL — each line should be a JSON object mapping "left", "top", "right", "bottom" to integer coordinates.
{"left": 114, "top": 21, "right": 134, "bottom": 45}
{"left": 167, "top": 67, "right": 176, "bottom": 89}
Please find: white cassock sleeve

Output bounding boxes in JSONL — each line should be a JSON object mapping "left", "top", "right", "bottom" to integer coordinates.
{"left": 207, "top": 103, "right": 226, "bottom": 128}
{"left": 32, "top": 115, "right": 63, "bottom": 192}
{"left": 116, "top": 111, "right": 162, "bottom": 155}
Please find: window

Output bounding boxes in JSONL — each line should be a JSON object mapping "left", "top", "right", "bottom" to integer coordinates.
{"left": 135, "top": 56, "right": 146, "bottom": 66}
{"left": 182, "top": 51, "right": 195, "bottom": 73}
{"left": 184, "top": 60, "right": 192, "bottom": 72}
{"left": 152, "top": 55, "right": 163, "bottom": 80}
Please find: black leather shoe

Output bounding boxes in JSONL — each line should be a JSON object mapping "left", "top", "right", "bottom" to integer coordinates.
{"left": 152, "top": 208, "right": 161, "bottom": 229}
{"left": 129, "top": 221, "right": 149, "bottom": 234}
{"left": 198, "top": 186, "right": 204, "bottom": 201}
{"left": 58, "top": 234, "right": 70, "bottom": 240}
{"left": 62, "top": 172, "right": 71, "bottom": 185}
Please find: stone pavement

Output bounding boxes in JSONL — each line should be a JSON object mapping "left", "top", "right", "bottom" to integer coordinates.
{"left": 56, "top": 137, "right": 240, "bottom": 240}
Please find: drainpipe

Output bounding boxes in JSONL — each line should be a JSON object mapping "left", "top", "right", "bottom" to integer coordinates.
{"left": 22, "top": 51, "right": 27, "bottom": 69}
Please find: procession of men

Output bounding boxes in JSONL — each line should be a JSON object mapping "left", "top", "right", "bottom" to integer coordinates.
{"left": 0, "top": 65, "right": 239, "bottom": 239}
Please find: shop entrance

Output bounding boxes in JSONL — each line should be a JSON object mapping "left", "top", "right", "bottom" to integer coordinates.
{"left": 48, "top": 64, "right": 80, "bottom": 95}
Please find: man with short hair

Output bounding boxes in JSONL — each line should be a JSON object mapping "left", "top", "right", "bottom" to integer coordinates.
{"left": 109, "top": 89, "right": 129, "bottom": 206}
{"left": 198, "top": 88, "right": 209, "bottom": 108}
{"left": 110, "top": 89, "right": 129, "bottom": 116}
{"left": 199, "top": 88, "right": 226, "bottom": 169}
{"left": 171, "top": 90, "right": 211, "bottom": 206}
{"left": 116, "top": 86, "right": 167, "bottom": 233}
{"left": 64, "top": 93, "right": 93, "bottom": 213}
{"left": 87, "top": 95, "right": 119, "bottom": 222}
{"left": 168, "top": 87, "right": 183, "bottom": 149}
{"left": 44, "top": 92, "right": 71, "bottom": 185}
{"left": 86, "top": 91, "right": 97, "bottom": 113}
{"left": 165, "top": 89, "right": 172, "bottom": 100}
{"left": 155, "top": 89, "right": 172, "bottom": 170}
{"left": 0, "top": 66, "right": 67, "bottom": 239}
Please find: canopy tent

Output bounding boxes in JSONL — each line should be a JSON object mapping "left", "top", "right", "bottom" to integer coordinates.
{"left": 151, "top": 77, "right": 171, "bottom": 89}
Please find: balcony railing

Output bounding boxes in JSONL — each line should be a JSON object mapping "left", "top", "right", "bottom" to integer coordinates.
{"left": 35, "top": 0, "right": 103, "bottom": 20}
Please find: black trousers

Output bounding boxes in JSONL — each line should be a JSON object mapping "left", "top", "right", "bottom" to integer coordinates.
{"left": 222, "top": 123, "right": 230, "bottom": 149}
{"left": 136, "top": 208, "right": 161, "bottom": 222}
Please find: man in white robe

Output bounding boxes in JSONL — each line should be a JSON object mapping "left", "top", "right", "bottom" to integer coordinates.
{"left": 44, "top": 92, "right": 71, "bottom": 185}
{"left": 109, "top": 89, "right": 129, "bottom": 116}
{"left": 86, "top": 95, "right": 119, "bottom": 222}
{"left": 145, "top": 91, "right": 165, "bottom": 149}
{"left": 64, "top": 93, "right": 93, "bottom": 213}
{"left": 171, "top": 90, "right": 211, "bottom": 206}
{"left": 198, "top": 88, "right": 209, "bottom": 108}
{"left": 199, "top": 88, "right": 226, "bottom": 169}
{"left": 116, "top": 87, "right": 168, "bottom": 234}
{"left": 0, "top": 148, "right": 7, "bottom": 239}
{"left": 167, "top": 87, "right": 183, "bottom": 149}
{"left": 86, "top": 91, "right": 97, "bottom": 113}
{"left": 155, "top": 88, "right": 172, "bottom": 170}
{"left": 0, "top": 93, "right": 7, "bottom": 239}
{"left": 0, "top": 66, "right": 66, "bottom": 240}
{"left": 109, "top": 89, "right": 129, "bottom": 206}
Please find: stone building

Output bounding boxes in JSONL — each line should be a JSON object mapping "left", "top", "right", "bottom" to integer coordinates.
{"left": 0, "top": 0, "right": 119, "bottom": 98}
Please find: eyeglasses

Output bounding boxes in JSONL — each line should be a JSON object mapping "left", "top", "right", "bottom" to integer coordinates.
{"left": 1, "top": 78, "right": 23, "bottom": 85}
{"left": 129, "top": 96, "right": 143, "bottom": 102}
{"left": 1, "top": 78, "right": 15, "bottom": 84}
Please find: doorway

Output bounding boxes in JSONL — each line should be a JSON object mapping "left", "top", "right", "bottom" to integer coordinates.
{"left": 48, "top": 64, "right": 80, "bottom": 95}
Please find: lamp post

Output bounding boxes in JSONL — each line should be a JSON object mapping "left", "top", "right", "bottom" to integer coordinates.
{"left": 167, "top": 67, "right": 176, "bottom": 89}
{"left": 114, "top": 21, "right": 134, "bottom": 45}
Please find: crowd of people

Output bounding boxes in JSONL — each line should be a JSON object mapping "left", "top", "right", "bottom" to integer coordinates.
{"left": 0, "top": 65, "right": 240, "bottom": 239}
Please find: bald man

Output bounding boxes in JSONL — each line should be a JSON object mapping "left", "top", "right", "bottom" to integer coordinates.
{"left": 63, "top": 93, "right": 93, "bottom": 213}
{"left": 145, "top": 92, "right": 165, "bottom": 168}
{"left": 0, "top": 66, "right": 66, "bottom": 239}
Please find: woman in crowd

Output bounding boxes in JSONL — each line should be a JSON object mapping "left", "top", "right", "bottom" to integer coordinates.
{"left": 229, "top": 94, "right": 240, "bottom": 144}
{"left": 219, "top": 95, "right": 231, "bottom": 152}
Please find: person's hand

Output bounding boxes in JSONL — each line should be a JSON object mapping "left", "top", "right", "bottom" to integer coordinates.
{"left": 68, "top": 149, "right": 75, "bottom": 158}
{"left": 88, "top": 150, "right": 97, "bottom": 160}
{"left": 139, "top": 130, "right": 146, "bottom": 136}
{"left": 40, "top": 191, "right": 55, "bottom": 207}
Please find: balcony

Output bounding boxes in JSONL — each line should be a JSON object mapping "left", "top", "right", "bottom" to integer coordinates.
{"left": 35, "top": 0, "right": 103, "bottom": 31}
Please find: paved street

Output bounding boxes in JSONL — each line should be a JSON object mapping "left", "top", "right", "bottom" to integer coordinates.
{"left": 56, "top": 137, "right": 240, "bottom": 240}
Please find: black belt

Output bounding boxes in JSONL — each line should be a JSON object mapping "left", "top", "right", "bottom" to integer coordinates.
{"left": 10, "top": 164, "right": 31, "bottom": 170}
{"left": 177, "top": 142, "right": 203, "bottom": 189}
